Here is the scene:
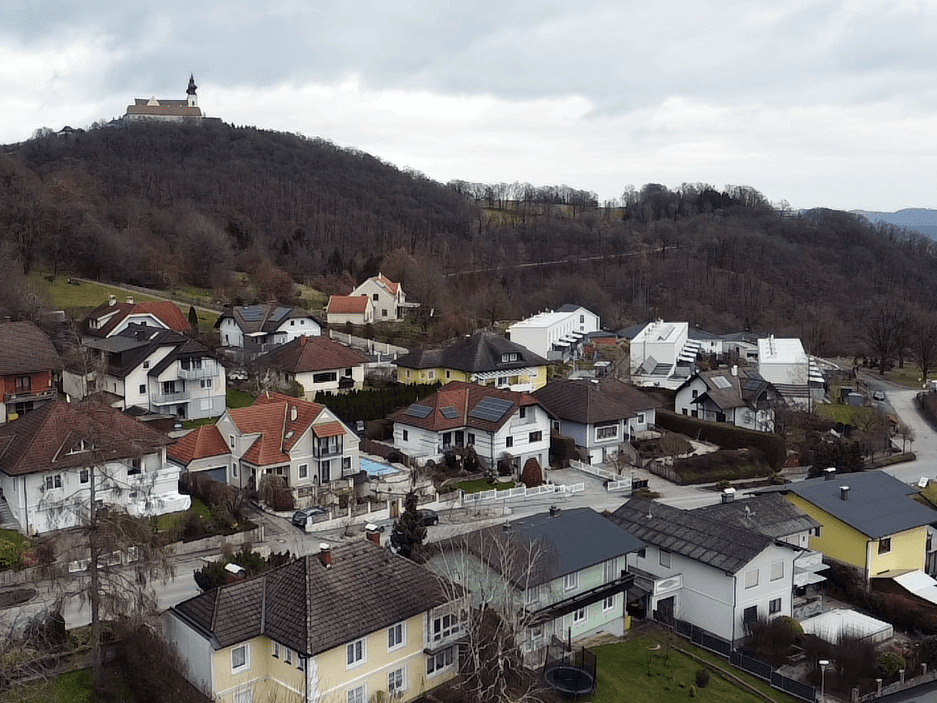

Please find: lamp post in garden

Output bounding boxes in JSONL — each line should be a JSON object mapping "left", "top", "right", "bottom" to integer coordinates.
{"left": 819, "top": 659, "right": 830, "bottom": 703}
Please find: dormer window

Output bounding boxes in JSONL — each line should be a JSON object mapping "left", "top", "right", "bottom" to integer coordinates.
{"left": 501, "top": 353, "right": 519, "bottom": 363}
{"left": 68, "top": 439, "right": 93, "bottom": 455}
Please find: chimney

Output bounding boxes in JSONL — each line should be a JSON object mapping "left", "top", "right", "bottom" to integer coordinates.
{"left": 840, "top": 486, "right": 850, "bottom": 501}
{"left": 824, "top": 467, "right": 836, "bottom": 481}
{"left": 721, "top": 487, "right": 736, "bottom": 503}
{"left": 319, "top": 543, "right": 332, "bottom": 569}
{"left": 126, "top": 296, "right": 134, "bottom": 304}
{"left": 108, "top": 295, "right": 116, "bottom": 306}
{"left": 365, "top": 524, "right": 381, "bottom": 546}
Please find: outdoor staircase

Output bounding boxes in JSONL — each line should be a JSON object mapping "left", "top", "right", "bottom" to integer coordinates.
{"left": 0, "top": 498, "right": 21, "bottom": 531}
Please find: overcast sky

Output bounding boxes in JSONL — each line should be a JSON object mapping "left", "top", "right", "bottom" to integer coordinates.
{"left": 2, "top": 0, "right": 935, "bottom": 212}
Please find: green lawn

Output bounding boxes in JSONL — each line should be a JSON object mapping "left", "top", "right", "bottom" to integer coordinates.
{"left": 0, "top": 529, "right": 31, "bottom": 569}
{"left": 155, "top": 498, "right": 212, "bottom": 532}
{"left": 0, "top": 666, "right": 138, "bottom": 703}
{"left": 816, "top": 404, "right": 876, "bottom": 427}
{"left": 227, "top": 387, "right": 255, "bottom": 409}
{"left": 456, "top": 479, "right": 516, "bottom": 493}
{"left": 592, "top": 635, "right": 799, "bottom": 703}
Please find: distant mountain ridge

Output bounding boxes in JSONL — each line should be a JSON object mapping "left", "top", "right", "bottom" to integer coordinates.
{"left": 853, "top": 208, "right": 937, "bottom": 238}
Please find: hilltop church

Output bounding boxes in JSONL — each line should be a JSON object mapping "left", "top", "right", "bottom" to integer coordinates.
{"left": 124, "top": 74, "right": 203, "bottom": 122}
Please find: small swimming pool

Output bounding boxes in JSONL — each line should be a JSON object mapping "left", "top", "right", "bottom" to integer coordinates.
{"left": 360, "top": 457, "right": 398, "bottom": 476}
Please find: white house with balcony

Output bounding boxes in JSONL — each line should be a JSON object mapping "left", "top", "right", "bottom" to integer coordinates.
{"left": 215, "top": 304, "right": 323, "bottom": 355}
{"left": 389, "top": 381, "right": 551, "bottom": 473}
{"left": 507, "top": 305, "right": 600, "bottom": 361}
{"left": 629, "top": 320, "right": 701, "bottom": 390}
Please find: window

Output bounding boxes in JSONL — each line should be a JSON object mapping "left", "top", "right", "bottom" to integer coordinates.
{"left": 529, "top": 431, "right": 542, "bottom": 443}
{"left": 285, "top": 648, "right": 292, "bottom": 665}
{"left": 79, "top": 470, "right": 89, "bottom": 484}
{"left": 290, "top": 320, "right": 295, "bottom": 326}
{"left": 497, "top": 376, "right": 509, "bottom": 387}
{"left": 519, "top": 406, "right": 527, "bottom": 419}
{"left": 433, "top": 613, "right": 459, "bottom": 642}
{"left": 321, "top": 460, "right": 331, "bottom": 482}
{"left": 388, "top": 667, "right": 406, "bottom": 696}
{"left": 879, "top": 537, "right": 892, "bottom": 554}
{"left": 313, "top": 371, "right": 338, "bottom": 384}
{"left": 659, "top": 549, "right": 671, "bottom": 568}
{"left": 139, "top": 384, "right": 146, "bottom": 394}
{"left": 299, "top": 464, "right": 308, "bottom": 479}
{"left": 604, "top": 558, "right": 618, "bottom": 583}
{"left": 743, "top": 606, "right": 758, "bottom": 623}
{"left": 603, "top": 595, "right": 616, "bottom": 611}
{"left": 501, "top": 352, "right": 519, "bottom": 363}
{"left": 530, "top": 625, "right": 544, "bottom": 644}
{"left": 446, "top": 370, "right": 451, "bottom": 379}
{"left": 811, "top": 526, "right": 821, "bottom": 538}
{"left": 526, "top": 585, "right": 540, "bottom": 605}
{"left": 596, "top": 422, "right": 618, "bottom": 440}
{"left": 388, "top": 622, "right": 405, "bottom": 650}
{"left": 427, "top": 646, "right": 454, "bottom": 676}
{"left": 162, "top": 381, "right": 176, "bottom": 395}
{"left": 564, "top": 572, "right": 579, "bottom": 591}
{"left": 636, "top": 548, "right": 646, "bottom": 559}
{"left": 442, "top": 432, "right": 452, "bottom": 448}
{"left": 505, "top": 436, "right": 514, "bottom": 449}
{"left": 636, "top": 413, "right": 646, "bottom": 424}
{"left": 553, "top": 420, "right": 560, "bottom": 431}
{"left": 128, "top": 458, "right": 141, "bottom": 475}
{"left": 343, "top": 457, "right": 352, "bottom": 472}
{"left": 229, "top": 434, "right": 235, "bottom": 449}
{"left": 572, "top": 608, "right": 586, "bottom": 624}
{"left": 372, "top": 293, "right": 379, "bottom": 301}
{"left": 346, "top": 638, "right": 365, "bottom": 667}
{"left": 401, "top": 429, "right": 409, "bottom": 442}
{"left": 468, "top": 433, "right": 475, "bottom": 445}
{"left": 231, "top": 644, "right": 249, "bottom": 673}
{"left": 142, "top": 361, "right": 149, "bottom": 369}
{"left": 770, "top": 561, "right": 784, "bottom": 581}
{"left": 200, "top": 378, "right": 213, "bottom": 389}
{"left": 44, "top": 474, "right": 62, "bottom": 491}
{"left": 692, "top": 389, "right": 698, "bottom": 399}
{"left": 769, "top": 598, "right": 782, "bottom": 615}
{"left": 272, "top": 641, "right": 280, "bottom": 658}
{"left": 347, "top": 685, "right": 366, "bottom": 703}
{"left": 382, "top": 309, "right": 388, "bottom": 317}
{"left": 745, "top": 568, "right": 760, "bottom": 589}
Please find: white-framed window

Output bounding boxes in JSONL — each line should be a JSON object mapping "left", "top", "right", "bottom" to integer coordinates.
{"left": 342, "top": 457, "right": 352, "bottom": 471}
{"left": 128, "top": 458, "right": 141, "bottom": 475}
{"left": 231, "top": 643, "right": 249, "bottom": 673}
{"left": 595, "top": 422, "right": 618, "bottom": 441}
{"left": 501, "top": 352, "right": 519, "bottom": 363}
{"left": 636, "top": 413, "right": 646, "bottom": 424}
{"left": 745, "top": 568, "right": 759, "bottom": 589}
{"left": 272, "top": 641, "right": 280, "bottom": 658}
{"left": 879, "top": 537, "right": 892, "bottom": 554}
{"left": 79, "top": 470, "right": 89, "bottom": 484}
{"left": 497, "top": 376, "right": 509, "bottom": 387}
{"left": 44, "top": 474, "right": 63, "bottom": 491}
{"left": 526, "top": 584, "right": 540, "bottom": 605}
{"left": 139, "top": 384, "right": 146, "bottom": 394}
{"left": 519, "top": 406, "right": 527, "bottom": 419}
{"left": 347, "top": 684, "right": 366, "bottom": 703}
{"left": 564, "top": 572, "right": 579, "bottom": 591}
{"left": 299, "top": 464, "right": 308, "bottom": 479}
{"left": 427, "top": 646, "right": 455, "bottom": 677}
{"left": 572, "top": 607, "right": 587, "bottom": 624}
{"left": 229, "top": 434, "right": 235, "bottom": 448}
{"left": 811, "top": 526, "right": 821, "bottom": 537}
{"left": 529, "top": 430, "right": 542, "bottom": 443}
{"left": 428, "top": 370, "right": 435, "bottom": 380}
{"left": 402, "top": 429, "right": 409, "bottom": 442}
{"left": 388, "top": 667, "right": 406, "bottom": 696}
{"left": 603, "top": 595, "right": 616, "bottom": 611}
{"left": 200, "top": 378, "right": 212, "bottom": 389}
{"left": 659, "top": 549, "right": 671, "bottom": 569}
{"left": 604, "top": 558, "right": 618, "bottom": 583}
{"left": 285, "top": 647, "right": 292, "bottom": 665}
{"left": 769, "top": 598, "right": 782, "bottom": 615}
{"left": 505, "top": 436, "right": 514, "bottom": 448}
{"left": 388, "top": 622, "right": 405, "bottom": 650}
{"left": 346, "top": 638, "right": 365, "bottom": 668}
{"left": 433, "top": 613, "right": 459, "bottom": 642}
{"left": 770, "top": 561, "right": 784, "bottom": 581}
{"left": 142, "top": 361, "right": 149, "bottom": 369}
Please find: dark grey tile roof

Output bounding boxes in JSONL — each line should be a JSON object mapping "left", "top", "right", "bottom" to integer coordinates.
{"left": 0, "top": 322, "right": 62, "bottom": 376}
{"left": 395, "top": 331, "right": 548, "bottom": 373}
{"left": 693, "top": 493, "right": 820, "bottom": 539}
{"left": 783, "top": 471, "right": 937, "bottom": 539}
{"left": 443, "top": 507, "right": 644, "bottom": 589}
{"left": 216, "top": 304, "right": 324, "bottom": 335}
{"left": 170, "top": 541, "right": 456, "bottom": 655}
{"left": 608, "top": 497, "right": 778, "bottom": 574}
{"left": 533, "top": 378, "right": 660, "bottom": 425}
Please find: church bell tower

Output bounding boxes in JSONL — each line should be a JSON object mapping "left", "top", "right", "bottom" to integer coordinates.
{"left": 187, "top": 73, "right": 198, "bottom": 108}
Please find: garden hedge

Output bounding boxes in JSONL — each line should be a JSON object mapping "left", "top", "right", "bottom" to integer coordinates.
{"left": 656, "top": 410, "right": 787, "bottom": 470}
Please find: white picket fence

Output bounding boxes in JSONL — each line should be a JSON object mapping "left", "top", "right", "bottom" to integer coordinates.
{"left": 460, "top": 482, "right": 585, "bottom": 506}
{"left": 569, "top": 459, "right": 636, "bottom": 493}
{"left": 605, "top": 480, "right": 632, "bottom": 492}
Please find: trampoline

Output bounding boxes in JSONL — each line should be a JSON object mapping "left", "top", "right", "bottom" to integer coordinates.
{"left": 543, "top": 662, "right": 597, "bottom": 698}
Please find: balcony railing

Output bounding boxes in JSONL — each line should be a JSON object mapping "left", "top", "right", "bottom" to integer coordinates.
{"left": 3, "top": 388, "right": 56, "bottom": 403}
{"left": 152, "top": 390, "right": 190, "bottom": 404}
{"left": 177, "top": 365, "right": 217, "bottom": 380}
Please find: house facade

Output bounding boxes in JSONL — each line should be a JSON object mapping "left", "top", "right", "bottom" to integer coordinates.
{"left": 507, "top": 305, "right": 600, "bottom": 361}
{"left": 216, "top": 304, "right": 323, "bottom": 354}
{"left": 756, "top": 336, "right": 825, "bottom": 406}
{"left": 609, "top": 497, "right": 799, "bottom": 647}
{"left": 674, "top": 367, "right": 777, "bottom": 432}
{"left": 0, "top": 400, "right": 188, "bottom": 534}
{"left": 164, "top": 541, "right": 464, "bottom": 703}
{"left": 82, "top": 296, "right": 191, "bottom": 338}
{"left": 214, "top": 393, "right": 359, "bottom": 506}
{"left": 256, "top": 335, "right": 367, "bottom": 399}
{"left": 64, "top": 326, "right": 226, "bottom": 420}
{"left": 629, "top": 320, "right": 701, "bottom": 390}
{"left": 426, "top": 507, "right": 642, "bottom": 666}
{"left": 533, "top": 378, "right": 660, "bottom": 464}
{"left": 396, "top": 332, "right": 549, "bottom": 392}
{"left": 350, "top": 273, "right": 406, "bottom": 321}
{"left": 0, "top": 321, "right": 62, "bottom": 425}
{"left": 326, "top": 295, "right": 374, "bottom": 326}
{"left": 389, "top": 381, "right": 551, "bottom": 472}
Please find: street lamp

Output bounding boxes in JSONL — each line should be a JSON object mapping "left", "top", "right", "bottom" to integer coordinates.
{"left": 819, "top": 659, "right": 830, "bottom": 703}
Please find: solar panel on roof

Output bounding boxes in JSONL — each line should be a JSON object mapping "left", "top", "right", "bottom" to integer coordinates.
{"left": 712, "top": 376, "right": 732, "bottom": 389}
{"left": 468, "top": 396, "right": 514, "bottom": 422}
{"left": 440, "top": 406, "right": 459, "bottom": 420}
{"left": 405, "top": 404, "right": 433, "bottom": 419}
{"left": 271, "top": 307, "right": 289, "bottom": 322}
{"left": 743, "top": 380, "right": 762, "bottom": 391}
{"left": 240, "top": 307, "right": 265, "bottom": 321}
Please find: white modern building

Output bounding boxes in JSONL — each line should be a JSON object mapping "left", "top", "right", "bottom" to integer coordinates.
{"left": 507, "top": 305, "right": 601, "bottom": 361}
{"left": 629, "top": 320, "right": 701, "bottom": 390}
{"left": 756, "top": 336, "right": 825, "bottom": 406}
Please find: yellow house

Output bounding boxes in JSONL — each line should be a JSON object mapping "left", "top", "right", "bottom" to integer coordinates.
{"left": 781, "top": 470, "right": 936, "bottom": 582}
{"left": 395, "top": 331, "right": 549, "bottom": 392}
{"left": 163, "top": 541, "right": 465, "bottom": 703}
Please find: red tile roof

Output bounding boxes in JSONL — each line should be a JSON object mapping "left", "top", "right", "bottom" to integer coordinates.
{"left": 327, "top": 295, "right": 370, "bottom": 315}
{"left": 84, "top": 300, "right": 191, "bottom": 337}
{"left": 375, "top": 274, "right": 399, "bottom": 296}
{"left": 312, "top": 422, "right": 345, "bottom": 438}
{"left": 229, "top": 394, "right": 326, "bottom": 468}
{"left": 259, "top": 335, "right": 366, "bottom": 374}
{"left": 389, "top": 381, "right": 541, "bottom": 433}
{"left": 168, "top": 425, "right": 229, "bottom": 465}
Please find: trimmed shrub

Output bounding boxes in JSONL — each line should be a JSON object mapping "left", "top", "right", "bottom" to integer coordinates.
{"left": 877, "top": 651, "right": 906, "bottom": 681}
{"left": 695, "top": 668, "right": 710, "bottom": 688}
{"left": 656, "top": 409, "right": 787, "bottom": 470}
{"left": 520, "top": 457, "right": 544, "bottom": 488}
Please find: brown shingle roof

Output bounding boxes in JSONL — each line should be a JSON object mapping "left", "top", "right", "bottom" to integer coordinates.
{"left": 0, "top": 322, "right": 62, "bottom": 376}
{"left": 327, "top": 295, "right": 370, "bottom": 315}
{"left": 168, "top": 426, "right": 230, "bottom": 466}
{"left": 228, "top": 394, "right": 326, "bottom": 467}
{"left": 171, "top": 541, "right": 456, "bottom": 655}
{"left": 396, "top": 332, "right": 548, "bottom": 374}
{"left": 257, "top": 335, "right": 366, "bottom": 374}
{"left": 389, "top": 381, "right": 541, "bottom": 433}
{"left": 533, "top": 378, "right": 659, "bottom": 425}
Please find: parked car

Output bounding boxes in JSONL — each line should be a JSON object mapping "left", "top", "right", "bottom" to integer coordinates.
{"left": 418, "top": 509, "right": 439, "bottom": 526}
{"left": 292, "top": 506, "right": 326, "bottom": 528}
{"left": 872, "top": 390, "right": 886, "bottom": 401}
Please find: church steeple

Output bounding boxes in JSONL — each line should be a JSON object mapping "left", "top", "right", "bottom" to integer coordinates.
{"left": 186, "top": 73, "right": 198, "bottom": 107}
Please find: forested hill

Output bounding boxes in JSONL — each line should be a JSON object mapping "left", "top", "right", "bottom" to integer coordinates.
{"left": 1, "top": 121, "right": 937, "bottom": 358}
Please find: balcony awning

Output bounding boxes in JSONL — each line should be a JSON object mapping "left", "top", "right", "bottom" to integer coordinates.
{"left": 472, "top": 367, "right": 536, "bottom": 381}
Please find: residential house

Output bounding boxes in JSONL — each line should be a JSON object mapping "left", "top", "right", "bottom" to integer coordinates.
{"left": 756, "top": 336, "right": 825, "bottom": 406}
{"left": 215, "top": 393, "right": 359, "bottom": 505}
{"left": 167, "top": 425, "right": 230, "bottom": 484}
{"left": 629, "top": 320, "right": 701, "bottom": 390}
{"left": 693, "top": 493, "right": 828, "bottom": 617}
{"left": 687, "top": 328, "right": 726, "bottom": 358}
{"left": 507, "top": 305, "right": 601, "bottom": 361}
{"left": 163, "top": 541, "right": 465, "bottom": 703}
{"left": 0, "top": 321, "right": 62, "bottom": 425}
{"left": 674, "top": 367, "right": 778, "bottom": 432}
{"left": 82, "top": 296, "right": 191, "bottom": 338}
{"left": 0, "top": 399, "right": 189, "bottom": 534}
{"left": 772, "top": 470, "right": 937, "bottom": 582}
{"left": 426, "top": 507, "right": 642, "bottom": 665}
{"left": 256, "top": 335, "right": 368, "bottom": 399}
{"left": 389, "top": 381, "right": 551, "bottom": 472}
{"left": 395, "top": 332, "right": 549, "bottom": 392}
{"left": 533, "top": 378, "right": 661, "bottom": 464}
{"left": 350, "top": 273, "right": 406, "bottom": 321}
{"left": 608, "top": 497, "right": 800, "bottom": 647}
{"left": 63, "top": 325, "right": 226, "bottom": 420}
{"left": 215, "top": 304, "right": 323, "bottom": 355}
{"left": 326, "top": 295, "right": 374, "bottom": 326}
